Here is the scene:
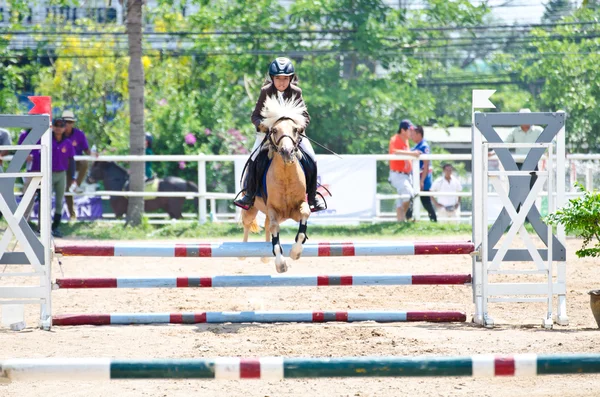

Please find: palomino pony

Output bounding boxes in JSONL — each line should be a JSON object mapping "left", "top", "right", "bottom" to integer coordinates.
{"left": 241, "top": 95, "right": 311, "bottom": 273}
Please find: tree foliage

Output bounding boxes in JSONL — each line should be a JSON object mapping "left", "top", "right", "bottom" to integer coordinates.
{"left": 0, "top": 0, "right": 598, "bottom": 173}
{"left": 503, "top": 7, "right": 600, "bottom": 151}
{"left": 546, "top": 183, "right": 600, "bottom": 258}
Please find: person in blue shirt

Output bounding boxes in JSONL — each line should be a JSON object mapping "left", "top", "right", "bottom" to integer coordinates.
{"left": 408, "top": 126, "right": 437, "bottom": 222}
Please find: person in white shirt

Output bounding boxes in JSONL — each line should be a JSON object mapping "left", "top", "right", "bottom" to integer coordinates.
{"left": 0, "top": 127, "right": 11, "bottom": 167}
{"left": 502, "top": 107, "right": 550, "bottom": 217}
{"left": 431, "top": 164, "right": 463, "bottom": 220}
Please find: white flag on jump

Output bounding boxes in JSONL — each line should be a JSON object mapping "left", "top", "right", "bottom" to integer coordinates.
{"left": 472, "top": 89, "right": 496, "bottom": 109}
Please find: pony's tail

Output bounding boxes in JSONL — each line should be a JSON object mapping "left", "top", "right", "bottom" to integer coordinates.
{"left": 249, "top": 218, "right": 261, "bottom": 234}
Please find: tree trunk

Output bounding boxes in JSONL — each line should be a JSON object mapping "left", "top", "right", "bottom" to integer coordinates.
{"left": 125, "top": 0, "right": 145, "bottom": 226}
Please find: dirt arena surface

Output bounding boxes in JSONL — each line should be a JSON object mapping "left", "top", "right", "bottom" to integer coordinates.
{"left": 1, "top": 235, "right": 599, "bottom": 396}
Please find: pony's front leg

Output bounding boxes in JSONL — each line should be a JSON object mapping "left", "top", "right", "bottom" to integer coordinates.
{"left": 268, "top": 208, "right": 287, "bottom": 273}
{"left": 290, "top": 202, "right": 311, "bottom": 260}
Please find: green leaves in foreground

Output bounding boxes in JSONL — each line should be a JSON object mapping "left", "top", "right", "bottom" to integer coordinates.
{"left": 545, "top": 182, "right": 600, "bottom": 258}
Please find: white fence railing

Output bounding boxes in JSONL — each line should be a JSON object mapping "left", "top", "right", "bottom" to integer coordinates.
{"left": 4, "top": 152, "right": 598, "bottom": 224}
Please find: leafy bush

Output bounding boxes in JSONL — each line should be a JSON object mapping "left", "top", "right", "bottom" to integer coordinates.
{"left": 545, "top": 183, "right": 600, "bottom": 258}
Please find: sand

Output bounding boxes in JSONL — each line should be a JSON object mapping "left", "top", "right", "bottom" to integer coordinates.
{"left": 1, "top": 235, "right": 599, "bottom": 396}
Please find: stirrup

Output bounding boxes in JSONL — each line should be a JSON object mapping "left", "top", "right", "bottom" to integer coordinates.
{"left": 309, "top": 191, "right": 327, "bottom": 213}
{"left": 233, "top": 190, "right": 254, "bottom": 210}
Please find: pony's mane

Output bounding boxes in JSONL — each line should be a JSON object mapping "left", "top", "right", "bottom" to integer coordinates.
{"left": 106, "top": 161, "right": 128, "bottom": 175}
{"left": 260, "top": 95, "right": 307, "bottom": 129}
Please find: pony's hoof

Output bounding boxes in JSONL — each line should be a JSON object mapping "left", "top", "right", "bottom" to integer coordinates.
{"left": 261, "top": 256, "right": 271, "bottom": 264}
{"left": 275, "top": 259, "right": 288, "bottom": 273}
{"left": 290, "top": 243, "right": 303, "bottom": 260}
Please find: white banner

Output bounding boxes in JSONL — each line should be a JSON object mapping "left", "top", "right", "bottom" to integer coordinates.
{"left": 234, "top": 155, "right": 377, "bottom": 225}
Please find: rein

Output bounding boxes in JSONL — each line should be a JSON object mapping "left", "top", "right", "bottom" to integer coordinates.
{"left": 267, "top": 118, "right": 302, "bottom": 155}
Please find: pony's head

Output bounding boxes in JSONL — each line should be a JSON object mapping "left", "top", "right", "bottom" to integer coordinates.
{"left": 260, "top": 95, "right": 307, "bottom": 164}
{"left": 86, "top": 161, "right": 128, "bottom": 184}
{"left": 87, "top": 161, "right": 107, "bottom": 184}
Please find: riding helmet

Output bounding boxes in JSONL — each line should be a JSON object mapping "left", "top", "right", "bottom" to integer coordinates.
{"left": 269, "top": 57, "right": 295, "bottom": 77}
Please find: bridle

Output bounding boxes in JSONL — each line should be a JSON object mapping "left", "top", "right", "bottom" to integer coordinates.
{"left": 267, "top": 117, "right": 302, "bottom": 156}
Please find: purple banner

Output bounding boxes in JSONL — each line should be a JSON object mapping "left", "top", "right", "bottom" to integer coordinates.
{"left": 17, "top": 195, "right": 104, "bottom": 220}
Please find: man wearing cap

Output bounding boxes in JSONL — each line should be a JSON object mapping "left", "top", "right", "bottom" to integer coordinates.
{"left": 505, "top": 108, "right": 544, "bottom": 190}
{"left": 50, "top": 118, "right": 76, "bottom": 237}
{"left": 62, "top": 110, "right": 90, "bottom": 221}
{"left": 388, "top": 119, "right": 420, "bottom": 222}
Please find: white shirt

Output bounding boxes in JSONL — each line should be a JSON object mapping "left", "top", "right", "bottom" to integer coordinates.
{"left": 505, "top": 125, "right": 544, "bottom": 156}
{"left": 0, "top": 128, "right": 11, "bottom": 147}
{"left": 431, "top": 175, "right": 463, "bottom": 206}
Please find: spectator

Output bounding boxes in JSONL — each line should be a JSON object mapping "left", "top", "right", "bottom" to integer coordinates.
{"left": 18, "top": 129, "right": 41, "bottom": 226}
{"left": 0, "top": 127, "right": 12, "bottom": 167}
{"left": 388, "top": 119, "right": 420, "bottom": 222}
{"left": 50, "top": 118, "right": 75, "bottom": 238}
{"left": 62, "top": 110, "right": 91, "bottom": 221}
{"left": 504, "top": 108, "right": 544, "bottom": 190}
{"left": 145, "top": 132, "right": 156, "bottom": 182}
{"left": 504, "top": 108, "right": 546, "bottom": 216}
{"left": 408, "top": 125, "right": 437, "bottom": 222}
{"left": 431, "top": 164, "right": 463, "bottom": 220}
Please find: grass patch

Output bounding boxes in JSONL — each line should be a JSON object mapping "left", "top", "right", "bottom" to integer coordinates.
{"left": 53, "top": 219, "right": 473, "bottom": 240}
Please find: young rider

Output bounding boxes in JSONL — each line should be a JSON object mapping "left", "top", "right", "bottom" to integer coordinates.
{"left": 234, "top": 57, "right": 326, "bottom": 212}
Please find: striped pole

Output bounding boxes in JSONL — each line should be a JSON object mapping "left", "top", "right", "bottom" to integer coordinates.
{"left": 54, "top": 241, "right": 475, "bottom": 258}
{"left": 52, "top": 310, "right": 467, "bottom": 326}
{"left": 3, "top": 354, "right": 600, "bottom": 381}
{"left": 55, "top": 274, "right": 472, "bottom": 289}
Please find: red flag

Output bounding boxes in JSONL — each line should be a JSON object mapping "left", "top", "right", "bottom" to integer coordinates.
{"left": 28, "top": 96, "right": 52, "bottom": 118}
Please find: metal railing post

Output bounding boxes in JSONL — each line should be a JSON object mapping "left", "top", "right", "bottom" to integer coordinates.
{"left": 197, "top": 154, "right": 207, "bottom": 224}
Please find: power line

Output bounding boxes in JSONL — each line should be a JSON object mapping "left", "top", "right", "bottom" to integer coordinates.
{"left": 1, "top": 19, "right": 597, "bottom": 37}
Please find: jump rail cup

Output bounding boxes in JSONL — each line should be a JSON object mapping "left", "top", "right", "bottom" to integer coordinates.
{"left": 3, "top": 354, "right": 600, "bottom": 381}
{"left": 54, "top": 274, "right": 473, "bottom": 289}
{"left": 54, "top": 241, "right": 475, "bottom": 258}
{"left": 51, "top": 311, "right": 467, "bottom": 326}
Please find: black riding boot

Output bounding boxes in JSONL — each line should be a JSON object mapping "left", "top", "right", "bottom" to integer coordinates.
{"left": 300, "top": 155, "right": 327, "bottom": 212}
{"left": 234, "top": 151, "right": 270, "bottom": 210}
{"left": 51, "top": 213, "right": 63, "bottom": 238}
{"left": 234, "top": 159, "right": 258, "bottom": 210}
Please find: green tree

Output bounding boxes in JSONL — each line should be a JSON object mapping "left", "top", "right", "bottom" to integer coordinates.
{"left": 506, "top": 7, "right": 600, "bottom": 151}
{"left": 36, "top": 24, "right": 130, "bottom": 149}
{"left": 546, "top": 183, "right": 600, "bottom": 258}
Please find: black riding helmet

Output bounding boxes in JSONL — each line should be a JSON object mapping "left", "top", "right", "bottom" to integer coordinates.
{"left": 269, "top": 57, "right": 295, "bottom": 77}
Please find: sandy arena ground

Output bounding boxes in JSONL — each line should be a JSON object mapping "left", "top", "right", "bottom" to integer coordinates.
{"left": 1, "top": 234, "right": 599, "bottom": 396}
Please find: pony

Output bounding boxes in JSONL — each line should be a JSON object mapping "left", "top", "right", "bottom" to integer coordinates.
{"left": 87, "top": 161, "right": 198, "bottom": 219}
{"left": 241, "top": 95, "right": 311, "bottom": 273}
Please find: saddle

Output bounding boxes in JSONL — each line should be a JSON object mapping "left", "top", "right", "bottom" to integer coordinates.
{"left": 123, "top": 177, "right": 160, "bottom": 201}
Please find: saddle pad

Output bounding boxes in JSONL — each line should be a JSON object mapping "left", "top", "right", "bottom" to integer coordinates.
{"left": 256, "top": 158, "right": 306, "bottom": 200}
{"left": 143, "top": 178, "right": 160, "bottom": 200}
